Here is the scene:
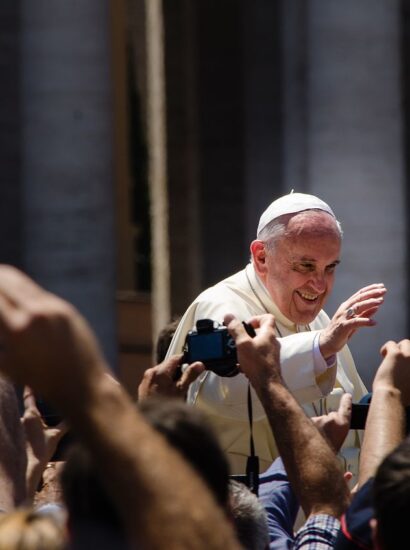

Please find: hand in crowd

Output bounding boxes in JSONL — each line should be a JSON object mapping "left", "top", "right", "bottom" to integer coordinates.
{"left": 319, "top": 283, "right": 386, "bottom": 358}
{"left": 21, "top": 388, "right": 68, "bottom": 501}
{"left": 311, "top": 392, "right": 352, "bottom": 453}
{"left": 373, "top": 339, "right": 410, "bottom": 406}
{"left": 0, "top": 265, "right": 241, "bottom": 549}
{"left": 0, "top": 265, "right": 109, "bottom": 403}
{"left": 138, "top": 355, "right": 205, "bottom": 400}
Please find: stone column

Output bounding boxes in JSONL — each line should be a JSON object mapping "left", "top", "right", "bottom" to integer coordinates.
{"left": 283, "top": 0, "right": 407, "bottom": 386}
{"left": 242, "top": 0, "right": 284, "bottom": 245}
{"left": 21, "top": 1, "right": 117, "bottom": 367}
{"left": 0, "top": 3, "right": 22, "bottom": 267}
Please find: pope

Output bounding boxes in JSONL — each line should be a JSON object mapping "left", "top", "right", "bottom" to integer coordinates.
{"left": 166, "top": 192, "right": 386, "bottom": 476}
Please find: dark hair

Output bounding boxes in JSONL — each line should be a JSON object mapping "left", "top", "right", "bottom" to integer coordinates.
{"left": 373, "top": 437, "right": 410, "bottom": 549}
{"left": 155, "top": 318, "right": 181, "bottom": 363}
{"left": 61, "top": 444, "right": 128, "bottom": 548}
{"left": 138, "top": 397, "right": 230, "bottom": 509}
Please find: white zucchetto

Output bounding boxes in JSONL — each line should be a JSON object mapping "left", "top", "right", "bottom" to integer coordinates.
{"left": 257, "top": 192, "right": 336, "bottom": 237}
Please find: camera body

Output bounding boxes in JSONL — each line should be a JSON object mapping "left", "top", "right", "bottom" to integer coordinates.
{"left": 183, "top": 318, "right": 239, "bottom": 377}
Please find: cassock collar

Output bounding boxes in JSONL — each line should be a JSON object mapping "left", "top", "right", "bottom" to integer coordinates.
{"left": 246, "top": 263, "right": 300, "bottom": 331}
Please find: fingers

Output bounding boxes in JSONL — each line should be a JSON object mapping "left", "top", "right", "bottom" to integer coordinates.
{"left": 0, "top": 265, "right": 44, "bottom": 306}
{"left": 342, "top": 285, "right": 386, "bottom": 314}
{"left": 223, "top": 313, "right": 236, "bottom": 326}
{"left": 398, "top": 339, "right": 410, "bottom": 354}
{"left": 159, "top": 354, "right": 184, "bottom": 377}
{"left": 50, "top": 420, "right": 69, "bottom": 439}
{"left": 380, "top": 340, "right": 399, "bottom": 357}
{"left": 338, "top": 393, "right": 352, "bottom": 423}
{"left": 23, "top": 386, "right": 37, "bottom": 411}
{"left": 177, "top": 362, "right": 205, "bottom": 392}
{"left": 349, "top": 283, "right": 386, "bottom": 300}
{"left": 224, "top": 314, "right": 247, "bottom": 343}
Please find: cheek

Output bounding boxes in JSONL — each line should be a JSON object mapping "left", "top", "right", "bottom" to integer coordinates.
{"left": 325, "top": 274, "right": 336, "bottom": 292}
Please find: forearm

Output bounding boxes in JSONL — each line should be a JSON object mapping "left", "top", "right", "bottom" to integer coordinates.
{"left": 53, "top": 370, "right": 240, "bottom": 549}
{"left": 358, "top": 386, "right": 405, "bottom": 488}
{"left": 255, "top": 379, "right": 349, "bottom": 518}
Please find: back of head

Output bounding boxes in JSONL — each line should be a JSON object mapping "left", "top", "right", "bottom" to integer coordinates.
{"left": 156, "top": 317, "right": 181, "bottom": 363}
{"left": 61, "top": 444, "right": 129, "bottom": 548}
{"left": 138, "top": 397, "right": 230, "bottom": 509}
{"left": 0, "top": 508, "right": 65, "bottom": 550}
{"left": 373, "top": 437, "right": 410, "bottom": 549}
{"left": 229, "top": 480, "right": 269, "bottom": 550}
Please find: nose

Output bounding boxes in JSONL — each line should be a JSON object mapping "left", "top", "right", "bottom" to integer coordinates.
{"left": 309, "top": 272, "right": 326, "bottom": 293}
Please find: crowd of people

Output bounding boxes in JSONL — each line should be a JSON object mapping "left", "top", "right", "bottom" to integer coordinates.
{"left": 0, "top": 193, "right": 407, "bottom": 549}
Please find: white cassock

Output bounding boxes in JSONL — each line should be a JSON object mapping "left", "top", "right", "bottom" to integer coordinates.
{"left": 166, "top": 263, "right": 367, "bottom": 478}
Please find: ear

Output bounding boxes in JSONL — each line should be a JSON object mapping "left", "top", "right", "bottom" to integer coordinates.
{"left": 250, "top": 240, "right": 268, "bottom": 277}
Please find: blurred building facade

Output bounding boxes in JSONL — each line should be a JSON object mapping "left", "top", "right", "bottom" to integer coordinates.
{"left": 0, "top": 0, "right": 408, "bottom": 390}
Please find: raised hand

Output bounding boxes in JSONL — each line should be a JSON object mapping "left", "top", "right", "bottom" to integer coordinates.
{"left": 138, "top": 355, "right": 205, "bottom": 400}
{"left": 312, "top": 392, "right": 352, "bottom": 452}
{"left": 22, "top": 388, "right": 68, "bottom": 501}
{"left": 373, "top": 339, "right": 410, "bottom": 406}
{"left": 0, "top": 265, "right": 109, "bottom": 402}
{"left": 223, "top": 313, "right": 281, "bottom": 392}
{"left": 319, "top": 283, "right": 386, "bottom": 358}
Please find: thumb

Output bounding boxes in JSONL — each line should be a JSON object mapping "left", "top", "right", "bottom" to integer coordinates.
{"left": 224, "top": 314, "right": 246, "bottom": 344}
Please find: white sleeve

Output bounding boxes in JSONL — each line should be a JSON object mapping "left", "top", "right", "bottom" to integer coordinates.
{"left": 189, "top": 330, "right": 335, "bottom": 421}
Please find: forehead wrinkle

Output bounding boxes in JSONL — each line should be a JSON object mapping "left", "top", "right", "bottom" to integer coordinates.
{"left": 286, "top": 211, "right": 341, "bottom": 241}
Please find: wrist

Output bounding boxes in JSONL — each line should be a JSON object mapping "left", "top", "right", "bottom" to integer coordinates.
{"left": 371, "top": 384, "right": 402, "bottom": 401}
{"left": 319, "top": 332, "right": 335, "bottom": 360}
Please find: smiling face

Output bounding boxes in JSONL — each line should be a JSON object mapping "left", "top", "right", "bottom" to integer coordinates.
{"left": 252, "top": 211, "right": 342, "bottom": 325}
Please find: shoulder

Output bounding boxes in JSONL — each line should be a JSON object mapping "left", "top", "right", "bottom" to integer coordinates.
{"left": 293, "top": 514, "right": 340, "bottom": 549}
{"left": 193, "top": 269, "right": 255, "bottom": 323}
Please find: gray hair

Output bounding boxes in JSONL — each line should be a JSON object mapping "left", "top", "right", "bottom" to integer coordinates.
{"left": 258, "top": 209, "right": 343, "bottom": 253}
{"left": 229, "top": 480, "right": 269, "bottom": 550}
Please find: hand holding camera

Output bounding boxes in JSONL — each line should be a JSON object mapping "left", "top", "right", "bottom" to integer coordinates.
{"left": 183, "top": 318, "right": 256, "bottom": 377}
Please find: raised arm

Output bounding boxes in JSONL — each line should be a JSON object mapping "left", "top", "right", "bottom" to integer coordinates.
{"left": 0, "top": 375, "right": 26, "bottom": 510}
{"left": 226, "top": 313, "right": 350, "bottom": 519}
{"left": 0, "top": 265, "right": 240, "bottom": 550}
{"left": 357, "top": 339, "right": 410, "bottom": 488}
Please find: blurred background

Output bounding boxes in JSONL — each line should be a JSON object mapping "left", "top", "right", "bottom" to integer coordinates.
{"left": 1, "top": 0, "right": 408, "bottom": 392}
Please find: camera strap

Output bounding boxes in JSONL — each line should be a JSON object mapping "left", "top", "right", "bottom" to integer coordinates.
{"left": 246, "top": 382, "right": 259, "bottom": 495}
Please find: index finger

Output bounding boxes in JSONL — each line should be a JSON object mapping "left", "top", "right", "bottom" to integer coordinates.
{"left": 338, "top": 393, "right": 352, "bottom": 422}
{"left": 23, "top": 386, "right": 37, "bottom": 410}
{"left": 0, "top": 265, "right": 45, "bottom": 306}
{"left": 245, "top": 314, "right": 276, "bottom": 331}
{"left": 157, "top": 354, "right": 184, "bottom": 376}
{"left": 177, "top": 362, "right": 205, "bottom": 391}
{"left": 224, "top": 314, "right": 248, "bottom": 344}
{"left": 380, "top": 340, "right": 399, "bottom": 357}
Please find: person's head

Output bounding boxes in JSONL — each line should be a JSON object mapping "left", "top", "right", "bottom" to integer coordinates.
{"left": 0, "top": 508, "right": 65, "bottom": 549}
{"left": 138, "top": 397, "right": 231, "bottom": 510}
{"left": 156, "top": 317, "right": 181, "bottom": 363}
{"left": 229, "top": 480, "right": 269, "bottom": 550}
{"left": 372, "top": 437, "right": 410, "bottom": 549}
{"left": 61, "top": 444, "right": 129, "bottom": 548}
{"left": 251, "top": 193, "right": 342, "bottom": 324}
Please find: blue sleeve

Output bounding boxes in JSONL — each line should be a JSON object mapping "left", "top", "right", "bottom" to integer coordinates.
{"left": 258, "top": 458, "right": 299, "bottom": 549}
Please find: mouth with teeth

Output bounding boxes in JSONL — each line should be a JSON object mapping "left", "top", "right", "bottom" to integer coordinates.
{"left": 296, "top": 290, "right": 320, "bottom": 303}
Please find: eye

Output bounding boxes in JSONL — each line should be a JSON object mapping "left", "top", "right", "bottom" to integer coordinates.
{"left": 325, "top": 263, "right": 338, "bottom": 274}
{"left": 293, "top": 262, "right": 315, "bottom": 273}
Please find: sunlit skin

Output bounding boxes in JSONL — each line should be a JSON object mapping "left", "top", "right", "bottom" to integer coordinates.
{"left": 251, "top": 211, "right": 342, "bottom": 325}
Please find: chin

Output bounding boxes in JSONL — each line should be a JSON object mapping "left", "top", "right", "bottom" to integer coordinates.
{"left": 292, "top": 311, "right": 319, "bottom": 325}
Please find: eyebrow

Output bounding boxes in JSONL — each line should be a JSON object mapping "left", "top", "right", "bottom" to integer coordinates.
{"left": 294, "top": 258, "right": 341, "bottom": 265}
